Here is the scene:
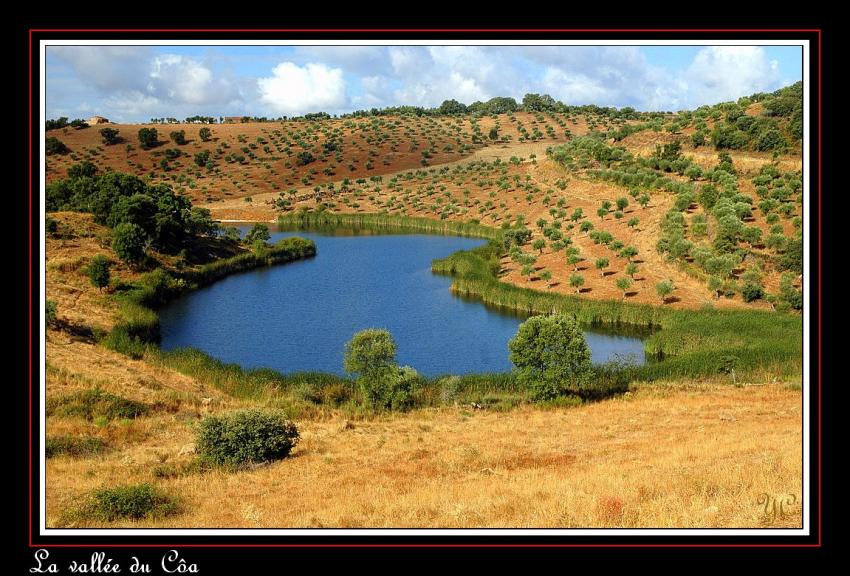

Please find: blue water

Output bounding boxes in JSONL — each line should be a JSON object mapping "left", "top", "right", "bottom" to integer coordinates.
{"left": 158, "top": 229, "right": 646, "bottom": 376}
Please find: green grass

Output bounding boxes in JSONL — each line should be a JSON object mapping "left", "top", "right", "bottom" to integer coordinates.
{"left": 45, "top": 435, "right": 108, "bottom": 458}
{"left": 46, "top": 388, "right": 148, "bottom": 421}
{"left": 277, "top": 211, "right": 500, "bottom": 239}
{"left": 432, "top": 238, "right": 802, "bottom": 379}
{"left": 72, "top": 483, "right": 181, "bottom": 523}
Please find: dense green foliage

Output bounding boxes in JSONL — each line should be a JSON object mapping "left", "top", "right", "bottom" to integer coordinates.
{"left": 46, "top": 137, "right": 69, "bottom": 155}
{"left": 196, "top": 409, "right": 299, "bottom": 468}
{"left": 82, "top": 484, "right": 180, "bottom": 521}
{"left": 99, "top": 127, "right": 120, "bottom": 145}
{"left": 508, "top": 314, "right": 593, "bottom": 401}
{"left": 137, "top": 127, "right": 159, "bottom": 149}
{"left": 344, "top": 329, "right": 421, "bottom": 410}
{"left": 87, "top": 255, "right": 111, "bottom": 291}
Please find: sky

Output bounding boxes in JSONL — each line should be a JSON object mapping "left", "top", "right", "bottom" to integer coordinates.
{"left": 45, "top": 44, "right": 803, "bottom": 122}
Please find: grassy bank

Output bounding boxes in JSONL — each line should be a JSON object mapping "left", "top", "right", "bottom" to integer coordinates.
{"left": 104, "top": 236, "right": 316, "bottom": 358}
{"left": 277, "top": 211, "right": 501, "bottom": 239}
{"left": 433, "top": 239, "right": 802, "bottom": 379}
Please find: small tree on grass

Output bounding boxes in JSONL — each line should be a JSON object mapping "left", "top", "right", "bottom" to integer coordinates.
{"left": 87, "top": 255, "right": 111, "bottom": 292}
{"left": 569, "top": 273, "right": 585, "bottom": 294}
{"left": 344, "top": 329, "right": 419, "bottom": 411}
{"left": 508, "top": 314, "right": 593, "bottom": 402}
{"left": 595, "top": 257, "right": 609, "bottom": 277}
{"left": 656, "top": 279, "right": 674, "bottom": 304}
{"left": 100, "top": 127, "right": 120, "bottom": 145}
{"left": 616, "top": 277, "right": 633, "bottom": 300}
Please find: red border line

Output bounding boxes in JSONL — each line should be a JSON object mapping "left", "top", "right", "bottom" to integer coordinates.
{"left": 30, "top": 28, "right": 820, "bottom": 549}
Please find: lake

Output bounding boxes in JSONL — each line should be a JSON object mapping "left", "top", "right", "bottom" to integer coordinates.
{"left": 159, "top": 227, "right": 647, "bottom": 376}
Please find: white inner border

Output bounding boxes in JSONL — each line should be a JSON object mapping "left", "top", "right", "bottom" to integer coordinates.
{"left": 39, "top": 37, "right": 811, "bottom": 538}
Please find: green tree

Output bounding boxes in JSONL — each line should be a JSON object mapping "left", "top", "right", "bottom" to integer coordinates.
{"left": 169, "top": 130, "right": 187, "bottom": 145}
{"left": 137, "top": 128, "right": 159, "bottom": 149}
{"left": 616, "top": 197, "right": 629, "bottom": 212}
{"left": 199, "top": 127, "right": 212, "bottom": 142}
{"left": 67, "top": 161, "right": 98, "bottom": 179}
{"left": 100, "top": 127, "right": 120, "bottom": 145}
{"left": 508, "top": 314, "right": 593, "bottom": 401}
{"left": 656, "top": 279, "right": 674, "bottom": 304}
{"left": 616, "top": 277, "right": 632, "bottom": 300}
{"left": 580, "top": 221, "right": 594, "bottom": 235}
{"left": 595, "top": 257, "right": 609, "bottom": 277}
{"left": 343, "top": 329, "right": 418, "bottom": 410}
{"left": 625, "top": 262, "right": 638, "bottom": 278}
{"left": 619, "top": 246, "right": 638, "bottom": 262}
{"left": 569, "top": 273, "right": 585, "bottom": 293}
{"left": 638, "top": 193, "right": 650, "bottom": 209}
{"left": 532, "top": 238, "right": 546, "bottom": 254}
{"left": 488, "top": 127, "right": 499, "bottom": 141}
{"left": 244, "top": 223, "right": 270, "bottom": 247}
{"left": 627, "top": 217, "right": 640, "bottom": 230}
{"left": 87, "top": 255, "right": 111, "bottom": 292}
{"left": 540, "top": 269, "right": 552, "bottom": 288}
{"left": 194, "top": 150, "right": 211, "bottom": 167}
{"left": 46, "top": 300, "right": 58, "bottom": 328}
{"left": 111, "top": 222, "right": 148, "bottom": 265}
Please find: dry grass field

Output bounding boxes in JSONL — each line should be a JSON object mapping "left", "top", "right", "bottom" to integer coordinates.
{"left": 43, "top": 99, "right": 804, "bottom": 529}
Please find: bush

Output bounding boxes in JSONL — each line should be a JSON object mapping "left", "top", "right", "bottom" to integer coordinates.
{"left": 169, "top": 130, "right": 186, "bottom": 145}
{"left": 199, "top": 127, "right": 212, "bottom": 141}
{"left": 46, "top": 136, "right": 69, "bottom": 155}
{"left": 45, "top": 300, "right": 57, "bottom": 327}
{"left": 46, "top": 435, "right": 107, "bottom": 458}
{"left": 439, "top": 375, "right": 462, "bottom": 405}
{"left": 196, "top": 409, "right": 299, "bottom": 468}
{"left": 87, "top": 255, "right": 111, "bottom": 291}
{"left": 508, "top": 314, "right": 593, "bottom": 401}
{"left": 137, "top": 127, "right": 158, "bottom": 149}
{"left": 100, "top": 127, "right": 120, "bottom": 145}
{"left": 46, "top": 388, "right": 148, "bottom": 421}
{"left": 83, "top": 483, "right": 180, "bottom": 521}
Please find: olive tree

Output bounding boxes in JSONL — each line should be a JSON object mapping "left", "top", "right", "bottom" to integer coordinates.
{"left": 343, "top": 329, "right": 418, "bottom": 410}
{"left": 616, "top": 277, "right": 633, "bottom": 300}
{"left": 111, "top": 222, "right": 148, "bottom": 266}
{"left": 508, "top": 314, "right": 593, "bottom": 401}
{"left": 569, "top": 273, "right": 585, "bottom": 294}
{"left": 656, "top": 279, "right": 675, "bottom": 304}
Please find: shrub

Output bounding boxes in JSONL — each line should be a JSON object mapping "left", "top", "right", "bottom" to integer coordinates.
{"left": 196, "top": 409, "right": 299, "bottom": 468}
{"left": 199, "top": 127, "right": 212, "bottom": 141}
{"left": 46, "top": 388, "right": 148, "bottom": 421}
{"left": 46, "top": 136, "right": 69, "bottom": 155}
{"left": 439, "top": 375, "right": 462, "bottom": 405}
{"left": 83, "top": 483, "right": 179, "bottom": 521}
{"left": 45, "top": 300, "right": 57, "bottom": 327}
{"left": 169, "top": 130, "right": 186, "bottom": 145}
{"left": 194, "top": 150, "right": 211, "bottom": 167}
{"left": 508, "top": 314, "right": 593, "bottom": 401}
{"left": 100, "top": 127, "right": 120, "bottom": 145}
{"left": 87, "top": 255, "right": 111, "bottom": 291}
{"left": 137, "top": 127, "right": 158, "bottom": 149}
{"left": 45, "top": 435, "right": 107, "bottom": 458}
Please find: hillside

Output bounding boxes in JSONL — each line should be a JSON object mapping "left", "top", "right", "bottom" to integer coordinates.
{"left": 47, "top": 86, "right": 803, "bottom": 311}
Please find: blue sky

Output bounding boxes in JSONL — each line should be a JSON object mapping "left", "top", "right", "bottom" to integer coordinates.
{"left": 45, "top": 44, "right": 802, "bottom": 122}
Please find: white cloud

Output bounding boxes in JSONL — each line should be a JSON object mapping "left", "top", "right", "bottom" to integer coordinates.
{"left": 257, "top": 62, "right": 347, "bottom": 115}
{"left": 149, "top": 54, "right": 236, "bottom": 106}
{"left": 681, "top": 46, "right": 783, "bottom": 107}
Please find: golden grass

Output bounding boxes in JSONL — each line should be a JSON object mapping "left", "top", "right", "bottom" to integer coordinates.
{"left": 46, "top": 382, "right": 801, "bottom": 529}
